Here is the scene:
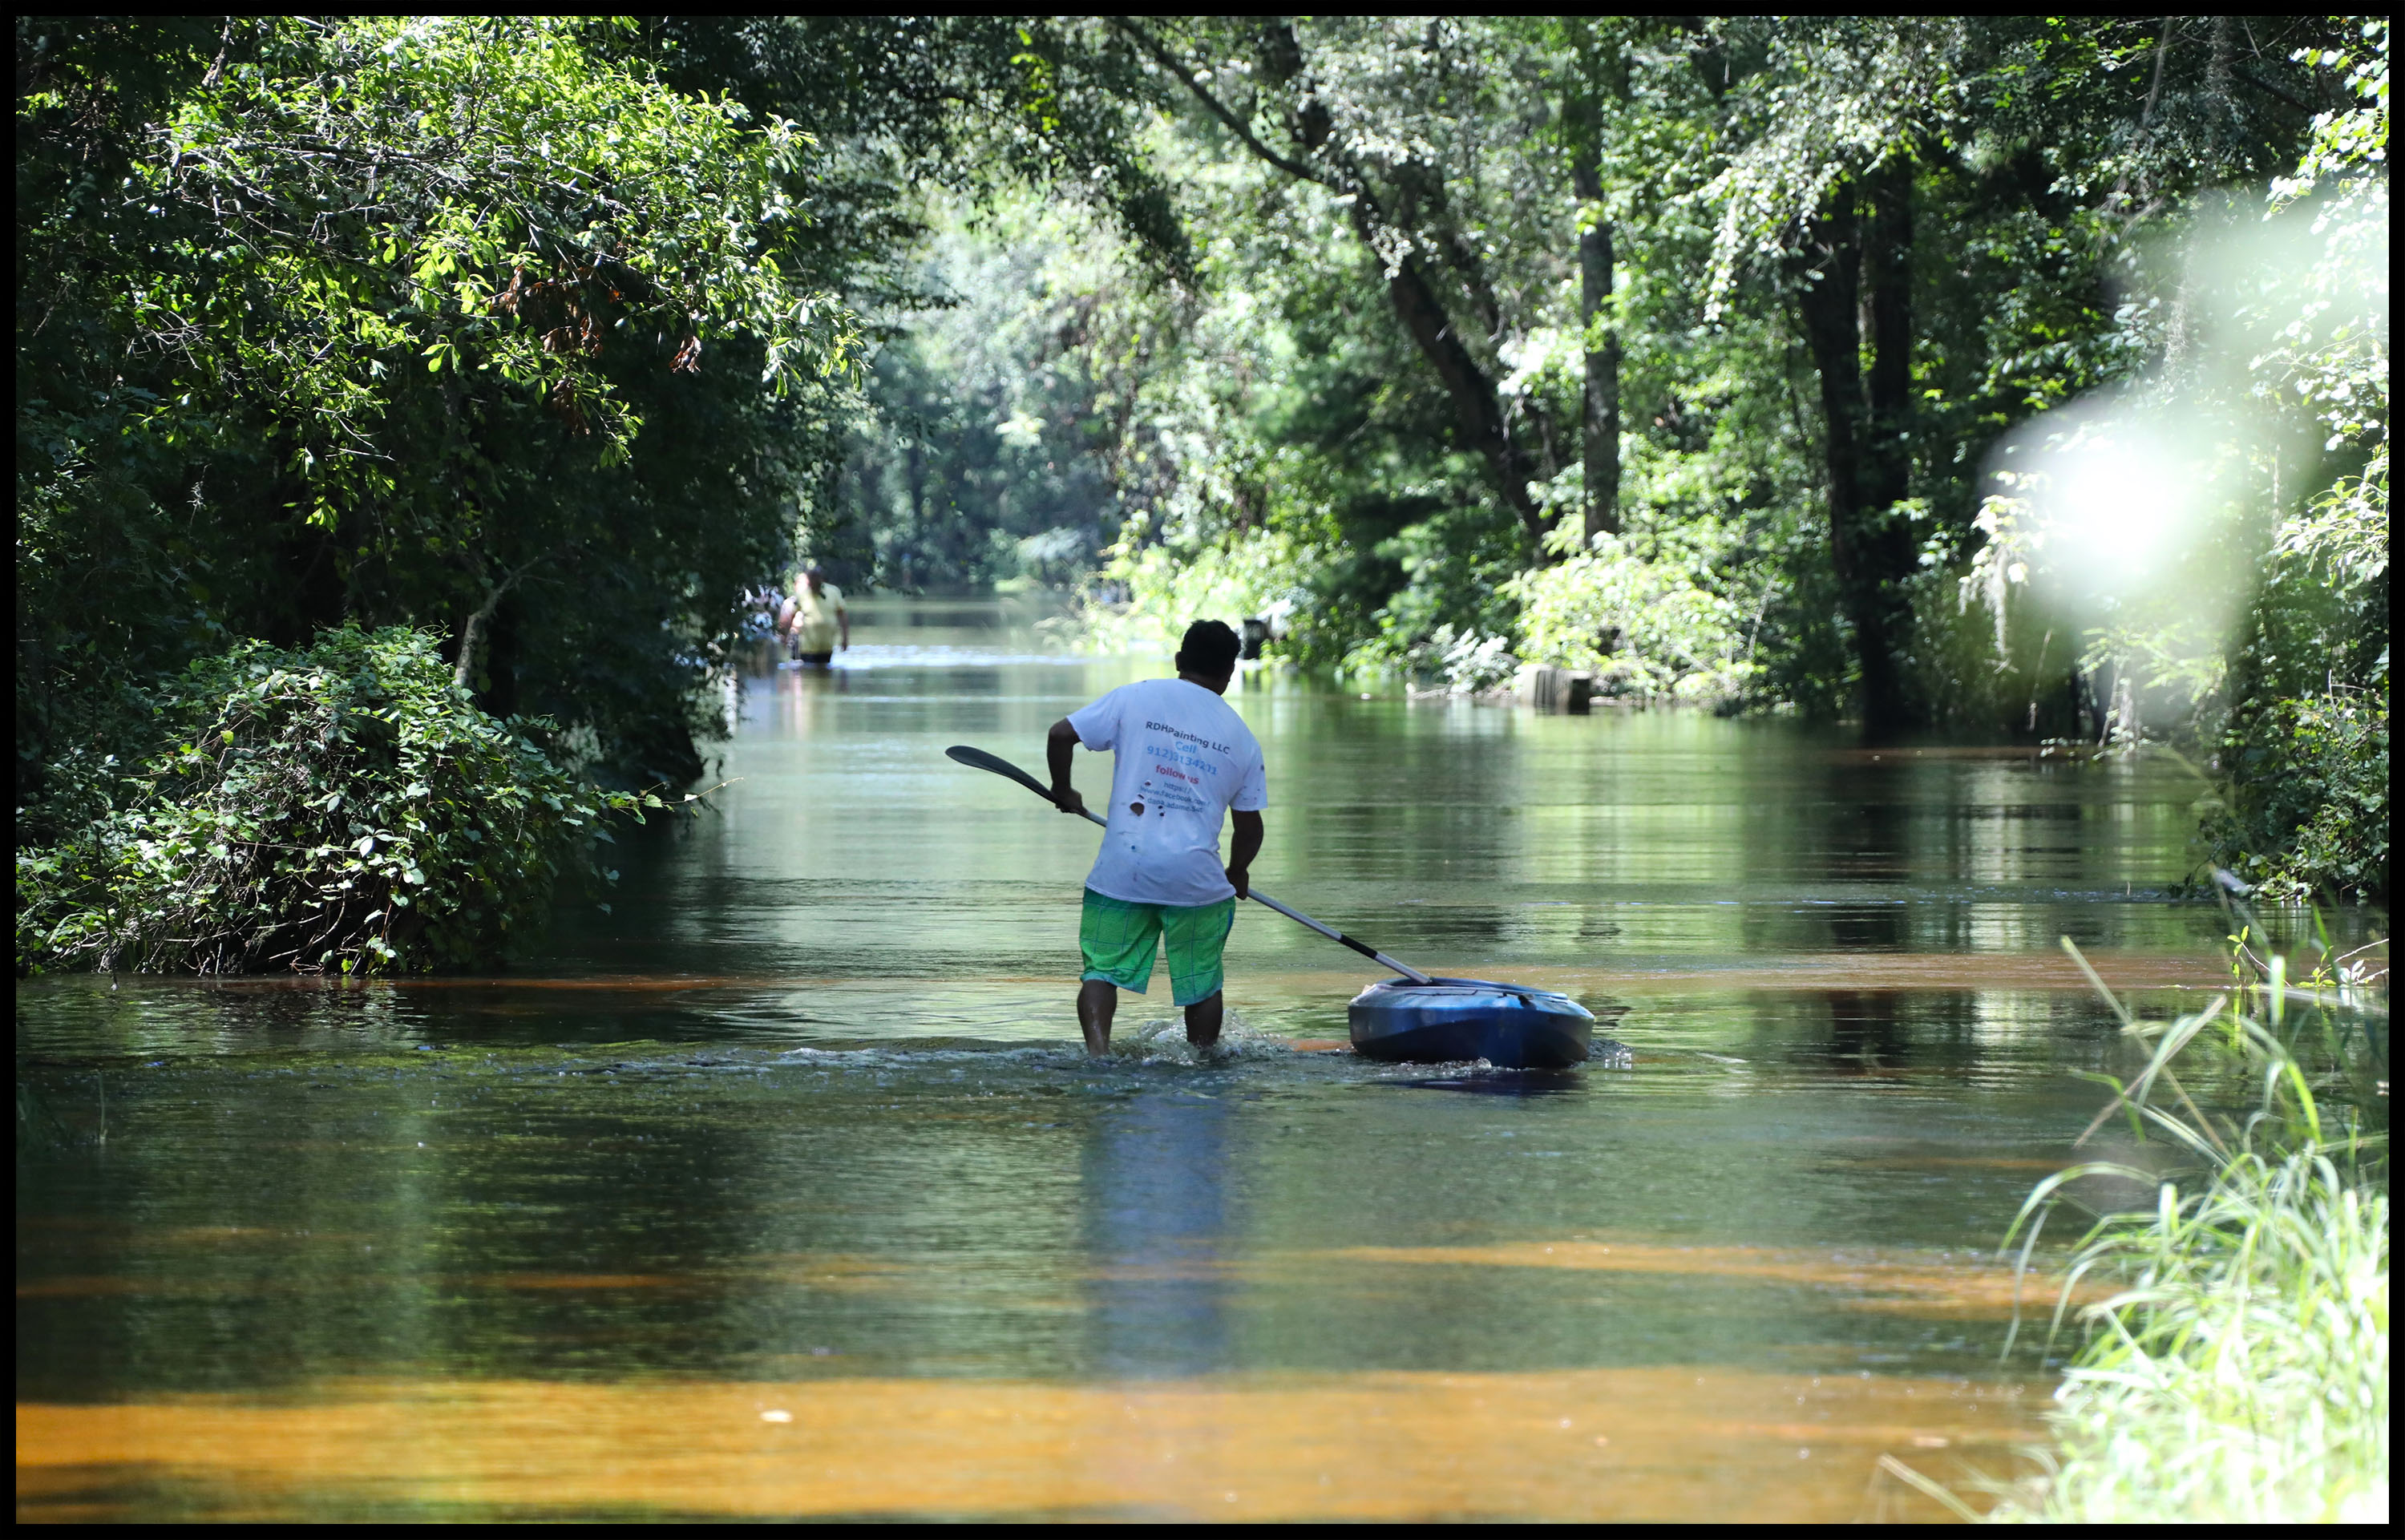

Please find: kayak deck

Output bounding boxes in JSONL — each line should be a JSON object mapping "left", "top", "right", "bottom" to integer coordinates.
{"left": 1348, "top": 978, "right": 1595, "bottom": 1069}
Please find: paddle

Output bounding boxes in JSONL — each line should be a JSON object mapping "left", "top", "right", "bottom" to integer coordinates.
{"left": 946, "top": 743, "right": 1435, "bottom": 985}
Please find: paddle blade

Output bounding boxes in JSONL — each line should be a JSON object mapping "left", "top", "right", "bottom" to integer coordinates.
{"left": 947, "top": 744, "right": 1055, "bottom": 801}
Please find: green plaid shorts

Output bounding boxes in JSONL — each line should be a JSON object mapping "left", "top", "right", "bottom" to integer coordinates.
{"left": 1079, "top": 887, "right": 1237, "bottom": 1007}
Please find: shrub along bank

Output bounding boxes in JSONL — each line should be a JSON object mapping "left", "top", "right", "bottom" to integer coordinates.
{"left": 15, "top": 627, "right": 665, "bottom": 976}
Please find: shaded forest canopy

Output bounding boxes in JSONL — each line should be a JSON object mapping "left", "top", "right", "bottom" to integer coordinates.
{"left": 18, "top": 16, "right": 1178, "bottom": 804}
{"left": 16, "top": 16, "right": 2390, "bottom": 956}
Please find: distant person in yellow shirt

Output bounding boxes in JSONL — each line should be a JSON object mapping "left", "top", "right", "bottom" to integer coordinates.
{"left": 784, "top": 564, "right": 849, "bottom": 665}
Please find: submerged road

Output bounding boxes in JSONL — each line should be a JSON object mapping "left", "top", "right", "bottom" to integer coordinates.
{"left": 23, "top": 595, "right": 2336, "bottom": 1522}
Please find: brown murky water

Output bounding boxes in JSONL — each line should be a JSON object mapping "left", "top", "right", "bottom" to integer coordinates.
{"left": 20, "top": 596, "right": 2344, "bottom": 1522}
{"left": 18, "top": 1366, "right": 2036, "bottom": 1522}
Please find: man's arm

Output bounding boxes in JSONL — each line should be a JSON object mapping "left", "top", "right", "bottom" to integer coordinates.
{"left": 1226, "top": 810, "right": 1263, "bottom": 899}
{"left": 1046, "top": 718, "right": 1087, "bottom": 815}
{"left": 837, "top": 599, "right": 850, "bottom": 651}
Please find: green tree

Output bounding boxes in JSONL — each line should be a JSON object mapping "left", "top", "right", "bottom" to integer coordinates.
{"left": 18, "top": 16, "right": 862, "bottom": 817}
{"left": 16, "top": 14, "right": 1242, "bottom": 971}
{"left": 2207, "top": 21, "right": 2388, "bottom": 901}
{"left": 1702, "top": 16, "right": 2336, "bottom": 733}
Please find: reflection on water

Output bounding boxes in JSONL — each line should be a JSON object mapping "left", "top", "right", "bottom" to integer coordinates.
{"left": 1086, "top": 1093, "right": 1232, "bottom": 1379}
{"left": 18, "top": 596, "right": 2354, "bottom": 1521}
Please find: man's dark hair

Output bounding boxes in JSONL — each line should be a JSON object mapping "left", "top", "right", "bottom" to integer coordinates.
{"left": 1176, "top": 619, "right": 1242, "bottom": 677}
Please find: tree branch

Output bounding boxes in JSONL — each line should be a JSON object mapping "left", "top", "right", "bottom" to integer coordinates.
{"left": 1114, "top": 15, "right": 1551, "bottom": 547}
{"left": 2232, "top": 67, "right": 2314, "bottom": 116}
{"left": 1107, "top": 18, "right": 1337, "bottom": 190}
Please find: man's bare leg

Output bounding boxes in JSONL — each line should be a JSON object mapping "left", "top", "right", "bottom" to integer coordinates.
{"left": 1183, "top": 990, "right": 1223, "bottom": 1049}
{"left": 1079, "top": 979, "right": 1118, "bottom": 1056}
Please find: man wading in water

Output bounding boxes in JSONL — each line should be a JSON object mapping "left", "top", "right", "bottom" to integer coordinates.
{"left": 1047, "top": 620, "right": 1266, "bottom": 1055}
{"left": 783, "top": 564, "right": 849, "bottom": 665}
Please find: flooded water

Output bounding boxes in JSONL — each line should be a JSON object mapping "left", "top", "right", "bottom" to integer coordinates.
{"left": 18, "top": 596, "right": 2348, "bottom": 1521}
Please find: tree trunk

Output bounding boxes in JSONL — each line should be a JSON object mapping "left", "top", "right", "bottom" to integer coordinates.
{"left": 1861, "top": 157, "right": 1914, "bottom": 518}
{"left": 452, "top": 560, "right": 530, "bottom": 693}
{"left": 1340, "top": 200, "right": 1550, "bottom": 548}
{"left": 1793, "top": 168, "right": 1918, "bottom": 738}
{"left": 453, "top": 592, "right": 499, "bottom": 691}
{"left": 1858, "top": 160, "right": 1918, "bottom": 734}
{"left": 479, "top": 592, "right": 521, "bottom": 716}
{"left": 1255, "top": 19, "right": 1552, "bottom": 552}
{"left": 1568, "top": 111, "right": 1620, "bottom": 544}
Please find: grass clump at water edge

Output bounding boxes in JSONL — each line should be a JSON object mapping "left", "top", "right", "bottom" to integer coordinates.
{"left": 1962, "top": 935, "right": 2389, "bottom": 1523}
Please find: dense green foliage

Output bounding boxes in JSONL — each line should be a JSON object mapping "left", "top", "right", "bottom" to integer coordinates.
{"left": 2196, "top": 33, "right": 2391, "bottom": 902}
{"left": 823, "top": 199, "right": 1142, "bottom": 589}
{"left": 827, "top": 15, "right": 2384, "bottom": 895}
{"left": 15, "top": 14, "right": 1182, "bottom": 968}
{"left": 18, "top": 18, "right": 847, "bottom": 806}
{"left": 14, "top": 14, "right": 2389, "bottom": 976}
{"left": 16, "top": 15, "right": 1178, "bottom": 812}
{"left": 16, "top": 627, "right": 662, "bottom": 974}
{"left": 2208, "top": 690, "right": 2390, "bottom": 904}
{"left": 1987, "top": 940, "right": 2387, "bottom": 1522}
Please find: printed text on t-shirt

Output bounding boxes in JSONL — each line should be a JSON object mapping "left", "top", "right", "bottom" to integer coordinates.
{"left": 1144, "top": 720, "right": 1235, "bottom": 756}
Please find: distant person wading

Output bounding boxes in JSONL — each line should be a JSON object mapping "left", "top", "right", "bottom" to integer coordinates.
{"left": 1047, "top": 620, "right": 1266, "bottom": 1054}
{"left": 783, "top": 564, "right": 848, "bottom": 665}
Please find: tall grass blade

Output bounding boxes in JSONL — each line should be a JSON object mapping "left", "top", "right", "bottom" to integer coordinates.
{"left": 1987, "top": 930, "right": 2388, "bottom": 1522}
{"left": 1876, "top": 1453, "right": 1983, "bottom": 1522}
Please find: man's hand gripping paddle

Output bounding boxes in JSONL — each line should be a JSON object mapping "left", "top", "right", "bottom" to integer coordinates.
{"left": 946, "top": 744, "right": 1435, "bottom": 985}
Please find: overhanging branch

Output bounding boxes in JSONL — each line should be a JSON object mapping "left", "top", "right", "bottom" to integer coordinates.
{"left": 1107, "top": 18, "right": 1337, "bottom": 191}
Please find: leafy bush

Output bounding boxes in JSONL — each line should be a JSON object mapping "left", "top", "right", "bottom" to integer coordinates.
{"left": 16, "top": 627, "right": 663, "bottom": 976}
{"left": 1340, "top": 624, "right": 1521, "bottom": 695}
{"left": 1085, "top": 526, "right": 1324, "bottom": 658}
{"left": 1510, "top": 522, "right": 1763, "bottom": 704}
{"left": 2204, "top": 441, "right": 2389, "bottom": 906}
{"left": 2205, "top": 688, "right": 2390, "bottom": 904}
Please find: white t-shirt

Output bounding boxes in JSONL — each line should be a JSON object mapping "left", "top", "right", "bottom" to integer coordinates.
{"left": 1068, "top": 677, "right": 1268, "bottom": 907}
{"left": 793, "top": 581, "right": 844, "bottom": 652}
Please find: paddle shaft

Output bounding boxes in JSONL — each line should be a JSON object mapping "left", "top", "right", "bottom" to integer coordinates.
{"left": 948, "top": 744, "right": 1434, "bottom": 985}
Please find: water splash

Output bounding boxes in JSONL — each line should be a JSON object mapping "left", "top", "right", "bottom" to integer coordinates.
{"left": 1111, "top": 1012, "right": 1304, "bottom": 1065}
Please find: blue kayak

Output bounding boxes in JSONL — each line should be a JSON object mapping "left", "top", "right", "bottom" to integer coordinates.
{"left": 1348, "top": 978, "right": 1595, "bottom": 1069}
